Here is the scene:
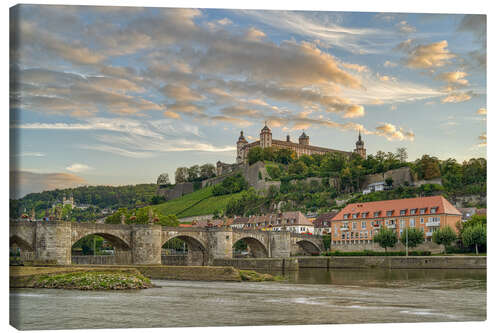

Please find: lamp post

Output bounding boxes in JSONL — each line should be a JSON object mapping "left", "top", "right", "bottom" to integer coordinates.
{"left": 405, "top": 221, "right": 408, "bottom": 257}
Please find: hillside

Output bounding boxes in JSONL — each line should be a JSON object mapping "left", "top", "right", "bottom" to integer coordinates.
{"left": 152, "top": 186, "right": 245, "bottom": 218}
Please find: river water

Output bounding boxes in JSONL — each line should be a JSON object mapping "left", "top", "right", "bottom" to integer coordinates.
{"left": 10, "top": 268, "right": 486, "bottom": 330}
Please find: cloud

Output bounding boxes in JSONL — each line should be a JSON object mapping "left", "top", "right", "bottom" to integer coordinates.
{"left": 377, "top": 73, "right": 397, "bottom": 82}
{"left": 12, "top": 152, "right": 45, "bottom": 157}
{"left": 403, "top": 40, "right": 455, "bottom": 69}
{"left": 441, "top": 91, "right": 473, "bottom": 103}
{"left": 384, "top": 60, "right": 397, "bottom": 68}
{"left": 396, "top": 21, "right": 416, "bottom": 33}
{"left": 10, "top": 170, "right": 87, "bottom": 198}
{"left": 65, "top": 163, "right": 92, "bottom": 173}
{"left": 436, "top": 71, "right": 469, "bottom": 86}
{"left": 477, "top": 107, "right": 487, "bottom": 115}
{"left": 162, "top": 83, "right": 205, "bottom": 103}
{"left": 375, "top": 123, "right": 415, "bottom": 141}
{"left": 342, "top": 105, "right": 365, "bottom": 118}
{"left": 477, "top": 133, "right": 486, "bottom": 147}
{"left": 341, "top": 62, "right": 368, "bottom": 72}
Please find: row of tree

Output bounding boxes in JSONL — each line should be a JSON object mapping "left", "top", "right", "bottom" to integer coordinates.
{"left": 174, "top": 163, "right": 216, "bottom": 184}
{"left": 104, "top": 206, "right": 179, "bottom": 227}
{"left": 373, "top": 214, "right": 486, "bottom": 254}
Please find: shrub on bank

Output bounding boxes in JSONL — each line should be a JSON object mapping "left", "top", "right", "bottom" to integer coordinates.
{"left": 322, "top": 250, "right": 431, "bottom": 256}
{"left": 32, "top": 271, "right": 152, "bottom": 290}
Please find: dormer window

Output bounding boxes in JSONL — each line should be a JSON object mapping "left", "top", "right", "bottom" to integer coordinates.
{"left": 410, "top": 209, "right": 417, "bottom": 215}
{"left": 386, "top": 210, "right": 393, "bottom": 217}
{"left": 352, "top": 213, "right": 358, "bottom": 219}
{"left": 362, "top": 212, "right": 368, "bottom": 218}
{"left": 430, "top": 207, "right": 438, "bottom": 214}
{"left": 420, "top": 208, "right": 427, "bottom": 214}
{"left": 374, "top": 211, "right": 380, "bottom": 217}
{"left": 343, "top": 213, "right": 350, "bottom": 219}
{"left": 400, "top": 209, "right": 407, "bottom": 215}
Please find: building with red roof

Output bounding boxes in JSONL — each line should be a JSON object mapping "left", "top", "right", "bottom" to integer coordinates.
{"left": 331, "top": 195, "right": 462, "bottom": 248}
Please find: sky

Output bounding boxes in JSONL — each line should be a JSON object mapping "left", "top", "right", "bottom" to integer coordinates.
{"left": 9, "top": 5, "right": 486, "bottom": 198}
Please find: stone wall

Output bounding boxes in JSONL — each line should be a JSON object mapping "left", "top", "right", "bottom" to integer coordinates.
{"left": 161, "top": 255, "right": 188, "bottom": 266}
{"left": 158, "top": 182, "right": 194, "bottom": 201}
{"left": 296, "top": 256, "right": 486, "bottom": 269}
{"left": 361, "top": 166, "right": 414, "bottom": 190}
{"left": 212, "top": 258, "right": 299, "bottom": 271}
{"left": 330, "top": 240, "right": 444, "bottom": 254}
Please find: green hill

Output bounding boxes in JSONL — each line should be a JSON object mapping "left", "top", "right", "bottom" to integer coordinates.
{"left": 152, "top": 186, "right": 245, "bottom": 218}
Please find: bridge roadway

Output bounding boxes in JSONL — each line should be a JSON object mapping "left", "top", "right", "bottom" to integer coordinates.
{"left": 9, "top": 220, "right": 324, "bottom": 265}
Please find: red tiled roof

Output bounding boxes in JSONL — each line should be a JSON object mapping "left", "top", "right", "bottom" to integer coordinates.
{"left": 332, "top": 196, "right": 461, "bottom": 221}
{"left": 313, "top": 211, "right": 338, "bottom": 227}
{"left": 178, "top": 224, "right": 193, "bottom": 228}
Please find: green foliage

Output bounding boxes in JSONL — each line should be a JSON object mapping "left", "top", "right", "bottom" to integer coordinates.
{"left": 266, "top": 165, "right": 281, "bottom": 180}
{"left": 212, "top": 174, "right": 248, "bottom": 196}
{"left": 413, "top": 154, "right": 441, "bottom": 180}
{"left": 432, "top": 226, "right": 457, "bottom": 253}
{"left": 248, "top": 146, "right": 264, "bottom": 165}
{"left": 401, "top": 227, "right": 425, "bottom": 249}
{"left": 373, "top": 227, "right": 398, "bottom": 252}
{"left": 11, "top": 184, "right": 159, "bottom": 219}
{"left": 461, "top": 224, "right": 486, "bottom": 255}
{"left": 225, "top": 188, "right": 264, "bottom": 217}
{"left": 322, "top": 235, "right": 331, "bottom": 251}
{"left": 104, "top": 206, "right": 179, "bottom": 227}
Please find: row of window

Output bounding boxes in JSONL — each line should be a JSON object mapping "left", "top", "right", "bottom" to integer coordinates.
{"left": 343, "top": 207, "right": 439, "bottom": 219}
{"left": 335, "top": 217, "right": 440, "bottom": 231}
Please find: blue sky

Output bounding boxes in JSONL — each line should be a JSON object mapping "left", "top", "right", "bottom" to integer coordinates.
{"left": 9, "top": 5, "right": 486, "bottom": 197}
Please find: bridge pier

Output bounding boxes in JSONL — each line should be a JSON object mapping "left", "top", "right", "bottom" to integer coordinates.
{"left": 131, "top": 224, "right": 162, "bottom": 265}
{"left": 34, "top": 221, "right": 72, "bottom": 265}
{"left": 207, "top": 228, "right": 234, "bottom": 264}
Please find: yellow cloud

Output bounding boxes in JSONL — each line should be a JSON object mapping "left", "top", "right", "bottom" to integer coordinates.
{"left": 405, "top": 40, "right": 455, "bottom": 69}
{"left": 477, "top": 107, "right": 487, "bottom": 115}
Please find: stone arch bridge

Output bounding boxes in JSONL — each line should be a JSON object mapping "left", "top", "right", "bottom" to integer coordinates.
{"left": 10, "top": 221, "right": 324, "bottom": 266}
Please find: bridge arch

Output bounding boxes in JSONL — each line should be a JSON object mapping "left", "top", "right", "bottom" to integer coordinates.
{"left": 232, "top": 236, "right": 268, "bottom": 258}
{"left": 162, "top": 234, "right": 208, "bottom": 266}
{"left": 10, "top": 235, "right": 33, "bottom": 252}
{"left": 295, "top": 239, "right": 322, "bottom": 255}
{"left": 71, "top": 232, "right": 132, "bottom": 264}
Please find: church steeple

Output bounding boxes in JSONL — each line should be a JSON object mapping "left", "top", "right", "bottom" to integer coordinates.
{"left": 354, "top": 130, "right": 366, "bottom": 159}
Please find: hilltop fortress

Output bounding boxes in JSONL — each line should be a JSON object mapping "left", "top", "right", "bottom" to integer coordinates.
{"left": 236, "top": 124, "right": 367, "bottom": 164}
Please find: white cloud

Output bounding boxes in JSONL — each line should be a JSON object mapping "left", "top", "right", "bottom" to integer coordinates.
{"left": 66, "top": 163, "right": 92, "bottom": 173}
{"left": 477, "top": 107, "right": 487, "bottom": 115}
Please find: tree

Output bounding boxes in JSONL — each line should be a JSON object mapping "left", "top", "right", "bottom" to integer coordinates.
{"left": 248, "top": 147, "right": 263, "bottom": 165}
{"left": 385, "top": 177, "right": 394, "bottom": 187}
{"left": 175, "top": 167, "right": 189, "bottom": 183}
{"left": 432, "top": 226, "right": 457, "bottom": 254}
{"left": 414, "top": 155, "right": 441, "bottom": 180}
{"left": 373, "top": 227, "right": 397, "bottom": 252}
{"left": 187, "top": 165, "right": 200, "bottom": 182}
{"left": 200, "top": 163, "right": 216, "bottom": 179}
{"left": 156, "top": 173, "right": 171, "bottom": 187}
{"left": 462, "top": 224, "right": 486, "bottom": 255}
{"left": 289, "top": 160, "right": 307, "bottom": 176}
{"left": 396, "top": 147, "right": 408, "bottom": 163}
{"left": 401, "top": 227, "right": 425, "bottom": 249}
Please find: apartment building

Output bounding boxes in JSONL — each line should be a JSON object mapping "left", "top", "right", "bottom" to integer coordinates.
{"left": 330, "top": 196, "right": 462, "bottom": 246}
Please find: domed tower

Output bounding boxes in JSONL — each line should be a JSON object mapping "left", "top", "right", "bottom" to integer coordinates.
{"left": 354, "top": 130, "right": 366, "bottom": 159}
{"left": 236, "top": 130, "right": 248, "bottom": 163}
{"left": 298, "top": 131, "right": 309, "bottom": 145}
{"left": 260, "top": 123, "right": 272, "bottom": 148}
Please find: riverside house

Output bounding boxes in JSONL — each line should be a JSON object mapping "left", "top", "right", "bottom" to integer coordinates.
{"left": 330, "top": 196, "right": 462, "bottom": 247}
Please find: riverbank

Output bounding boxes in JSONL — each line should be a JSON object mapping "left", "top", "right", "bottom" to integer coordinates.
{"left": 10, "top": 266, "right": 152, "bottom": 290}
{"left": 10, "top": 265, "right": 284, "bottom": 288}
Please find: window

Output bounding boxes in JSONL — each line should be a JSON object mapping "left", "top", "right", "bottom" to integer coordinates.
{"left": 400, "top": 209, "right": 407, "bottom": 215}
{"left": 420, "top": 208, "right": 427, "bottom": 214}
{"left": 352, "top": 222, "right": 357, "bottom": 229}
{"left": 355, "top": 232, "right": 359, "bottom": 238}
{"left": 352, "top": 213, "right": 358, "bottom": 219}
{"left": 409, "top": 219, "right": 415, "bottom": 227}
{"left": 430, "top": 207, "right": 437, "bottom": 213}
{"left": 342, "top": 233, "right": 345, "bottom": 239}
{"left": 399, "top": 219, "right": 405, "bottom": 228}
{"left": 386, "top": 210, "right": 393, "bottom": 217}
{"left": 420, "top": 217, "right": 425, "bottom": 224}
{"left": 410, "top": 209, "right": 417, "bottom": 215}
{"left": 374, "top": 211, "right": 380, "bottom": 217}
{"left": 343, "top": 214, "right": 350, "bottom": 219}
{"left": 362, "top": 212, "right": 368, "bottom": 218}
{"left": 362, "top": 221, "right": 366, "bottom": 229}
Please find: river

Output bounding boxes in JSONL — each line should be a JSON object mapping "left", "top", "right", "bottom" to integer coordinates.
{"left": 10, "top": 268, "right": 486, "bottom": 330}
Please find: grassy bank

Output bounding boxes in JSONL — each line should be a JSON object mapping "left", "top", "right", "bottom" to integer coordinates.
{"left": 239, "top": 270, "right": 284, "bottom": 282}
{"left": 10, "top": 266, "right": 152, "bottom": 290}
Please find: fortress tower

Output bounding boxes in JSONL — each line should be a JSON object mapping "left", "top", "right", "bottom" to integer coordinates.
{"left": 259, "top": 123, "right": 272, "bottom": 148}
{"left": 298, "top": 131, "right": 310, "bottom": 145}
{"left": 236, "top": 131, "right": 248, "bottom": 164}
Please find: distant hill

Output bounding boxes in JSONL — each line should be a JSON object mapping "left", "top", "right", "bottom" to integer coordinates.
{"left": 10, "top": 184, "right": 159, "bottom": 218}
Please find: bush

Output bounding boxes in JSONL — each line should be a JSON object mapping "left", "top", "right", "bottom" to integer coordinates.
{"left": 212, "top": 174, "right": 248, "bottom": 196}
